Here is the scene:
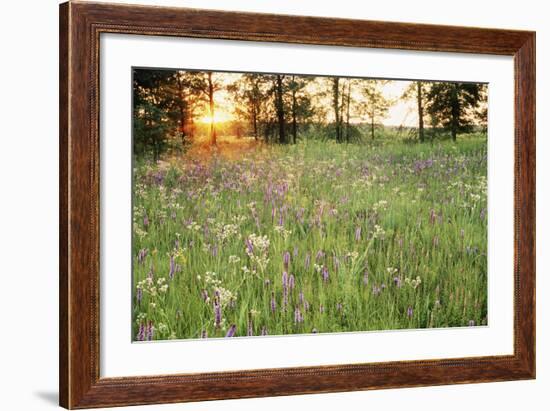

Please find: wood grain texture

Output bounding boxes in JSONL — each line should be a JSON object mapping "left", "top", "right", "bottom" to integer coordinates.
{"left": 59, "top": 2, "right": 69, "bottom": 407}
{"left": 59, "top": 1, "right": 536, "bottom": 408}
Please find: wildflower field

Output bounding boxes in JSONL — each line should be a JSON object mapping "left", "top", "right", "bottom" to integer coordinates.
{"left": 132, "top": 137, "right": 487, "bottom": 341}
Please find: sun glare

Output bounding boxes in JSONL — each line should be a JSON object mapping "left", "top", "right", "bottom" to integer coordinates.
{"left": 199, "top": 112, "right": 233, "bottom": 124}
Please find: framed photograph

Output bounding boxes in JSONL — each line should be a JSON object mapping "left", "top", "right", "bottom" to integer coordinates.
{"left": 59, "top": 1, "right": 535, "bottom": 408}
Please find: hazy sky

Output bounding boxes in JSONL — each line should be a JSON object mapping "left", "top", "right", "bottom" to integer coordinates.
{"left": 384, "top": 81, "right": 417, "bottom": 127}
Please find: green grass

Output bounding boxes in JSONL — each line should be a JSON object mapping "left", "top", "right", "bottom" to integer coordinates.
{"left": 132, "top": 135, "right": 488, "bottom": 341}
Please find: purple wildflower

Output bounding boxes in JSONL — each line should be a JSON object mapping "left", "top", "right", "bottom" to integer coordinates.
{"left": 270, "top": 292, "right": 277, "bottom": 314}
{"left": 214, "top": 298, "right": 222, "bottom": 329}
{"left": 283, "top": 251, "right": 291, "bottom": 270}
{"left": 136, "top": 322, "right": 145, "bottom": 341}
{"left": 225, "top": 324, "right": 237, "bottom": 337}
{"left": 261, "top": 326, "right": 268, "bottom": 336}
{"left": 355, "top": 226, "right": 361, "bottom": 241}
{"left": 143, "top": 214, "right": 149, "bottom": 228}
{"left": 245, "top": 237, "right": 254, "bottom": 254}
{"left": 316, "top": 250, "right": 325, "bottom": 261}
{"left": 147, "top": 262, "right": 154, "bottom": 279}
{"left": 299, "top": 291, "right": 304, "bottom": 305}
{"left": 201, "top": 289, "right": 209, "bottom": 303}
{"left": 294, "top": 307, "right": 304, "bottom": 324}
{"left": 168, "top": 255, "right": 175, "bottom": 280}
{"left": 201, "top": 330, "right": 208, "bottom": 339}
{"left": 137, "top": 248, "right": 148, "bottom": 264}
{"left": 322, "top": 265, "right": 329, "bottom": 283}
{"left": 289, "top": 274, "right": 295, "bottom": 290}
{"left": 136, "top": 287, "right": 142, "bottom": 304}
{"left": 282, "top": 271, "right": 288, "bottom": 289}
{"left": 393, "top": 277, "right": 401, "bottom": 287}
{"left": 146, "top": 321, "right": 154, "bottom": 341}
{"left": 372, "top": 285, "right": 381, "bottom": 296}
{"left": 407, "top": 306, "right": 414, "bottom": 319}
{"left": 305, "top": 253, "right": 311, "bottom": 269}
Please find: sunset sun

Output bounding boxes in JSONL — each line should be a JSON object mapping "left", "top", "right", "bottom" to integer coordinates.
{"left": 199, "top": 111, "right": 233, "bottom": 124}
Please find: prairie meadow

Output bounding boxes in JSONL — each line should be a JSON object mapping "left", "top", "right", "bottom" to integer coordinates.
{"left": 132, "top": 68, "right": 488, "bottom": 341}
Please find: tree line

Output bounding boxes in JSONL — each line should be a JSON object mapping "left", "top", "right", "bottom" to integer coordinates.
{"left": 133, "top": 68, "right": 487, "bottom": 159}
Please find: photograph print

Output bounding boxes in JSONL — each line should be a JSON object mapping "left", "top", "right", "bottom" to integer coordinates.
{"left": 132, "top": 68, "right": 488, "bottom": 342}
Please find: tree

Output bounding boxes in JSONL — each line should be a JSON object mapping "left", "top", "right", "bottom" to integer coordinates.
{"left": 275, "top": 74, "right": 287, "bottom": 144}
{"left": 227, "top": 73, "right": 266, "bottom": 140}
{"left": 289, "top": 76, "right": 299, "bottom": 144}
{"left": 287, "top": 75, "right": 314, "bottom": 144}
{"left": 164, "top": 71, "right": 205, "bottom": 145}
{"left": 340, "top": 79, "right": 362, "bottom": 142}
{"left": 133, "top": 69, "right": 176, "bottom": 160}
{"left": 426, "top": 82, "right": 486, "bottom": 141}
{"left": 416, "top": 81, "right": 425, "bottom": 142}
{"left": 332, "top": 77, "right": 342, "bottom": 142}
{"left": 361, "top": 80, "right": 392, "bottom": 140}
{"left": 401, "top": 81, "right": 428, "bottom": 142}
{"left": 473, "top": 84, "right": 488, "bottom": 133}
{"left": 205, "top": 72, "right": 219, "bottom": 145}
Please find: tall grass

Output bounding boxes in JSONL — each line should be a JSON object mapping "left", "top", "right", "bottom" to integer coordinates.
{"left": 132, "top": 136, "right": 487, "bottom": 341}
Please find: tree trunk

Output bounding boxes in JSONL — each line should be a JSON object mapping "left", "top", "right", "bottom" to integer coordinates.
{"left": 252, "top": 104, "right": 258, "bottom": 140}
{"left": 176, "top": 76, "right": 187, "bottom": 146}
{"left": 450, "top": 83, "right": 459, "bottom": 142}
{"left": 178, "top": 93, "right": 186, "bottom": 145}
{"left": 417, "top": 81, "right": 424, "bottom": 142}
{"left": 276, "top": 75, "right": 286, "bottom": 144}
{"left": 332, "top": 77, "right": 341, "bottom": 142}
{"left": 339, "top": 85, "right": 345, "bottom": 140}
{"left": 179, "top": 105, "right": 186, "bottom": 145}
{"left": 207, "top": 72, "right": 217, "bottom": 146}
{"left": 371, "top": 111, "right": 375, "bottom": 140}
{"left": 345, "top": 82, "right": 351, "bottom": 142}
{"left": 291, "top": 86, "right": 297, "bottom": 144}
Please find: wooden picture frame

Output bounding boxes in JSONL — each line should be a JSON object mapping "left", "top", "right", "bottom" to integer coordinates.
{"left": 59, "top": 1, "right": 535, "bottom": 408}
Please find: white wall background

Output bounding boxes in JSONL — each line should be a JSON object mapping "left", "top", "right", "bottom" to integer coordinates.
{"left": 0, "top": 0, "right": 546, "bottom": 410}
